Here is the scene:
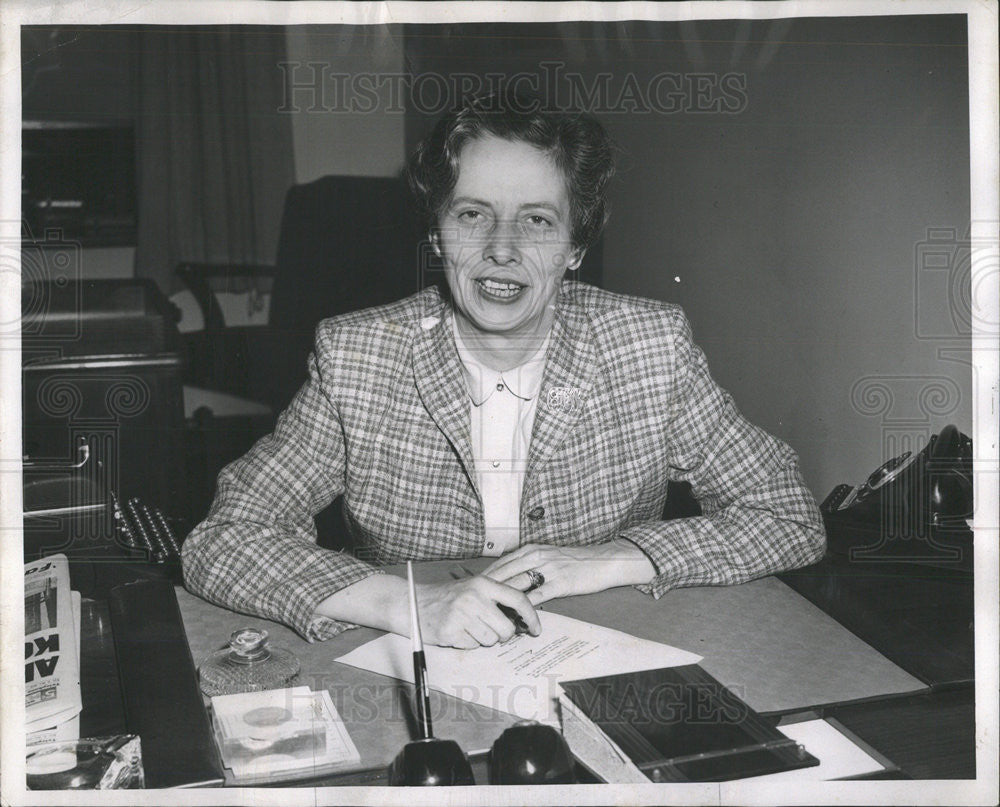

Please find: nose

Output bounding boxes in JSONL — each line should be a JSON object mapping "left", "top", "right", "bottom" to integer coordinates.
{"left": 482, "top": 219, "right": 522, "bottom": 266}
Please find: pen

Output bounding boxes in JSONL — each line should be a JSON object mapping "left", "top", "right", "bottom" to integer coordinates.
{"left": 454, "top": 564, "right": 530, "bottom": 635}
{"left": 389, "top": 561, "right": 475, "bottom": 786}
{"left": 407, "top": 562, "right": 434, "bottom": 739}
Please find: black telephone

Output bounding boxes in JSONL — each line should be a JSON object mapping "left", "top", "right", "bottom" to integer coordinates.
{"left": 820, "top": 425, "right": 974, "bottom": 574}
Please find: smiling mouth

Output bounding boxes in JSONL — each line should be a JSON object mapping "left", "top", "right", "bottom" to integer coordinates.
{"left": 476, "top": 278, "right": 526, "bottom": 300}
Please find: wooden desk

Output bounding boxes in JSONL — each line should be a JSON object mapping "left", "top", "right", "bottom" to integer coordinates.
{"left": 78, "top": 557, "right": 975, "bottom": 785}
{"left": 825, "top": 687, "right": 975, "bottom": 779}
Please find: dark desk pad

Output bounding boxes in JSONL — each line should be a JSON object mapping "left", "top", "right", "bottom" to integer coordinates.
{"left": 779, "top": 556, "right": 974, "bottom": 687}
{"left": 110, "top": 579, "right": 224, "bottom": 788}
{"left": 824, "top": 688, "right": 975, "bottom": 780}
{"left": 175, "top": 559, "right": 926, "bottom": 777}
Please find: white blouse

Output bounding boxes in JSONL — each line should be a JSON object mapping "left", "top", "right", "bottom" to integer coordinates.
{"left": 452, "top": 317, "right": 551, "bottom": 556}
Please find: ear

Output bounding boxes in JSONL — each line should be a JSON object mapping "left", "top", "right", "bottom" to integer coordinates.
{"left": 566, "top": 249, "right": 584, "bottom": 271}
{"left": 430, "top": 231, "right": 442, "bottom": 257}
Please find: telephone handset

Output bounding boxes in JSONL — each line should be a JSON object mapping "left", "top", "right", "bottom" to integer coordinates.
{"left": 821, "top": 425, "right": 973, "bottom": 573}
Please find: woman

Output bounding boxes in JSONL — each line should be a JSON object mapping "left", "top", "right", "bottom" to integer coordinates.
{"left": 182, "top": 94, "right": 825, "bottom": 649}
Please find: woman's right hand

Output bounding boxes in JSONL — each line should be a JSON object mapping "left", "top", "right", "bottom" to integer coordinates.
{"left": 314, "top": 572, "right": 540, "bottom": 648}
{"left": 413, "top": 576, "right": 540, "bottom": 649}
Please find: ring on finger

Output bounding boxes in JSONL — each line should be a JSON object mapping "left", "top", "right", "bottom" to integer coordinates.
{"left": 525, "top": 569, "right": 545, "bottom": 592}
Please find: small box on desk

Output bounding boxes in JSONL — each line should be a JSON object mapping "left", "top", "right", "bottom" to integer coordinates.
{"left": 209, "top": 687, "right": 361, "bottom": 786}
{"left": 559, "top": 664, "right": 819, "bottom": 784}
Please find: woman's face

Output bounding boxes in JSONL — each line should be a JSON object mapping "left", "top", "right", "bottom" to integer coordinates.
{"left": 437, "top": 135, "right": 579, "bottom": 341}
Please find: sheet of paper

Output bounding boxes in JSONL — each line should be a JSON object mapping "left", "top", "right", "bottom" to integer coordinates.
{"left": 745, "top": 719, "right": 886, "bottom": 782}
{"left": 335, "top": 610, "right": 701, "bottom": 724}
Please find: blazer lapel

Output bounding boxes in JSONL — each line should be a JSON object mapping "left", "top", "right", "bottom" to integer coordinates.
{"left": 526, "top": 290, "right": 597, "bottom": 479}
{"left": 411, "top": 294, "right": 478, "bottom": 494}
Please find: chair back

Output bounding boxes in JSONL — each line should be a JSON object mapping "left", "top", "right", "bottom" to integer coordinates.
{"left": 265, "top": 175, "right": 426, "bottom": 411}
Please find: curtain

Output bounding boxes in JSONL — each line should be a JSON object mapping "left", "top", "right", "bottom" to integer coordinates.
{"left": 135, "top": 27, "right": 295, "bottom": 295}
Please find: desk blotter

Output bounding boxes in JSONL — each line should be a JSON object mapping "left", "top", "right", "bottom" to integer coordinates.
{"left": 545, "top": 575, "right": 927, "bottom": 714}
{"left": 410, "top": 559, "right": 928, "bottom": 715}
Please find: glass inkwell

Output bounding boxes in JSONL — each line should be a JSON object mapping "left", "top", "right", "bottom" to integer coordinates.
{"left": 198, "top": 627, "right": 300, "bottom": 697}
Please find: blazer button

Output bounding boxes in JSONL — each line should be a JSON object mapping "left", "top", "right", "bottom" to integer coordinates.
{"left": 527, "top": 506, "right": 545, "bottom": 521}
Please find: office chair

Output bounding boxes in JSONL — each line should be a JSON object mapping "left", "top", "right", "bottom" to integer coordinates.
{"left": 175, "top": 262, "right": 276, "bottom": 405}
{"left": 176, "top": 175, "right": 426, "bottom": 545}
{"left": 263, "top": 174, "right": 427, "bottom": 412}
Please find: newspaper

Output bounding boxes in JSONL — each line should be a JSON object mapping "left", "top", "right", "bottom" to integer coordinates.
{"left": 24, "top": 554, "right": 82, "bottom": 734}
{"left": 26, "top": 591, "right": 81, "bottom": 746}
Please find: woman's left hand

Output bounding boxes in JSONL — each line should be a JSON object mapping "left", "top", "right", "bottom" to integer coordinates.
{"left": 480, "top": 540, "right": 657, "bottom": 605}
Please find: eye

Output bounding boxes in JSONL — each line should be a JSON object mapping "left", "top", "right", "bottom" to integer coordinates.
{"left": 457, "top": 209, "right": 484, "bottom": 224}
{"left": 525, "top": 214, "right": 553, "bottom": 228}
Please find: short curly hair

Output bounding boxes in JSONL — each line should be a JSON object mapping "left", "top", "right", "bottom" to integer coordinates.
{"left": 404, "top": 93, "right": 616, "bottom": 252}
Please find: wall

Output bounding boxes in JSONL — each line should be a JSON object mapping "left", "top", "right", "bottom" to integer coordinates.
{"left": 598, "top": 16, "right": 971, "bottom": 497}
{"left": 285, "top": 26, "right": 406, "bottom": 182}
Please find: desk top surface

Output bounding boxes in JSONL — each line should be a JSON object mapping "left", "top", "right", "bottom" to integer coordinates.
{"left": 175, "top": 559, "right": 926, "bottom": 778}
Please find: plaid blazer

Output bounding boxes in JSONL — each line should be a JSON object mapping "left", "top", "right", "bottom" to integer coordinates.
{"left": 183, "top": 281, "right": 825, "bottom": 641}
